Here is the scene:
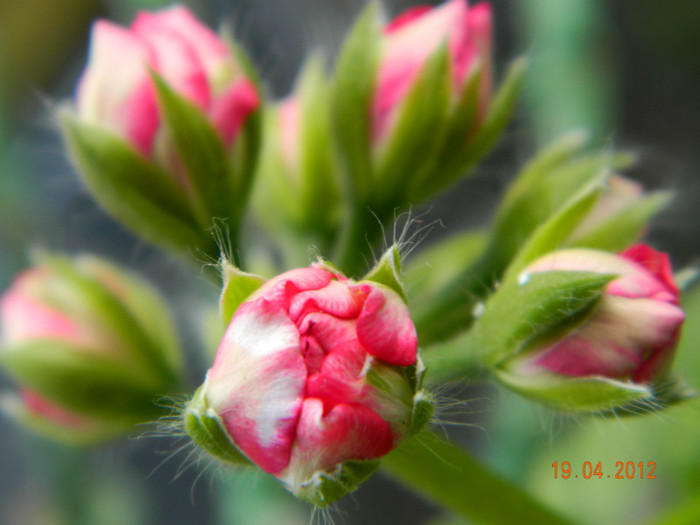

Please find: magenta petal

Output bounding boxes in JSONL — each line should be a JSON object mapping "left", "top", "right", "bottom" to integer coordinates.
{"left": 142, "top": 6, "right": 229, "bottom": 79}
{"left": 132, "top": 12, "right": 211, "bottom": 109}
{"left": 209, "top": 79, "right": 259, "bottom": 146}
{"left": 287, "top": 399, "right": 393, "bottom": 481}
{"left": 356, "top": 286, "right": 417, "bottom": 366}
{"left": 205, "top": 300, "right": 306, "bottom": 475}
{"left": 620, "top": 244, "right": 680, "bottom": 300}
{"left": 289, "top": 279, "right": 365, "bottom": 323}
{"left": 250, "top": 267, "right": 331, "bottom": 311}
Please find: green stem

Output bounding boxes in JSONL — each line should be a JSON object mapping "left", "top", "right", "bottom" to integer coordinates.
{"left": 333, "top": 202, "right": 388, "bottom": 278}
{"left": 382, "top": 432, "right": 575, "bottom": 525}
{"left": 421, "top": 330, "right": 487, "bottom": 384}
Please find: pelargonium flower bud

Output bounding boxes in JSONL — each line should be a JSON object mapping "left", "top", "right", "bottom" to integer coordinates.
{"left": 0, "top": 254, "right": 183, "bottom": 443}
{"left": 62, "top": 6, "right": 261, "bottom": 257}
{"left": 252, "top": 58, "right": 340, "bottom": 261}
{"left": 497, "top": 244, "right": 685, "bottom": 411}
{"left": 77, "top": 5, "right": 258, "bottom": 159}
{"left": 186, "top": 259, "right": 430, "bottom": 506}
{"left": 373, "top": 0, "right": 492, "bottom": 144}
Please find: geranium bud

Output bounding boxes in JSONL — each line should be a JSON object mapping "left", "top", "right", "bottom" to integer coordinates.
{"left": 186, "top": 263, "right": 430, "bottom": 506}
{"left": 63, "top": 6, "right": 261, "bottom": 256}
{"left": 497, "top": 244, "right": 685, "bottom": 411}
{"left": 373, "top": 0, "right": 492, "bottom": 144}
{"left": 0, "top": 254, "right": 183, "bottom": 443}
{"left": 77, "top": 5, "right": 258, "bottom": 160}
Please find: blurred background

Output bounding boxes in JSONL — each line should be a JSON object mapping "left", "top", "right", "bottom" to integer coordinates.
{"left": 1, "top": 1, "right": 699, "bottom": 524}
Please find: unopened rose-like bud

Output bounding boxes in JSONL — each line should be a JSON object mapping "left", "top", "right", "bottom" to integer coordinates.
{"left": 77, "top": 5, "right": 258, "bottom": 160}
{"left": 497, "top": 244, "right": 685, "bottom": 411}
{"left": 63, "top": 6, "right": 261, "bottom": 256}
{"left": 373, "top": 0, "right": 492, "bottom": 145}
{"left": 186, "top": 257, "right": 431, "bottom": 506}
{"left": 0, "top": 254, "right": 183, "bottom": 443}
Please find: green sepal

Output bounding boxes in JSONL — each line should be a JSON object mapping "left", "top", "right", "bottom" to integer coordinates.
{"left": 362, "top": 245, "right": 406, "bottom": 302}
{"left": 494, "top": 368, "right": 654, "bottom": 412}
{"left": 294, "top": 459, "right": 381, "bottom": 507}
{"left": 418, "top": 57, "right": 526, "bottom": 199}
{"left": 409, "top": 63, "right": 484, "bottom": 200}
{"left": 219, "top": 259, "right": 266, "bottom": 325}
{"left": 0, "top": 340, "right": 166, "bottom": 422}
{"left": 33, "top": 252, "right": 181, "bottom": 387}
{"left": 75, "top": 255, "right": 183, "bottom": 379}
{"left": 375, "top": 42, "right": 451, "bottom": 203}
{"left": 298, "top": 55, "right": 341, "bottom": 232}
{"left": 184, "top": 387, "right": 251, "bottom": 466}
{"left": 429, "top": 271, "right": 614, "bottom": 376}
{"left": 0, "top": 392, "right": 129, "bottom": 445}
{"left": 503, "top": 180, "right": 603, "bottom": 283}
{"left": 60, "top": 111, "right": 206, "bottom": 254}
{"left": 149, "top": 71, "right": 237, "bottom": 226}
{"left": 331, "top": 1, "right": 381, "bottom": 199}
{"left": 570, "top": 190, "right": 672, "bottom": 251}
{"left": 408, "top": 391, "right": 434, "bottom": 436}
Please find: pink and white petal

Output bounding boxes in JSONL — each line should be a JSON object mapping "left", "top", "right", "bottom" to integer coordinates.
{"left": 278, "top": 97, "right": 301, "bottom": 171}
{"left": 356, "top": 285, "right": 417, "bottom": 366}
{"left": 205, "top": 299, "right": 306, "bottom": 474}
{"left": 620, "top": 244, "right": 680, "bottom": 300}
{"left": 77, "top": 21, "right": 157, "bottom": 150}
{"left": 1, "top": 292, "right": 81, "bottom": 346}
{"left": 289, "top": 279, "right": 365, "bottom": 323}
{"left": 248, "top": 267, "right": 332, "bottom": 311}
{"left": 143, "top": 6, "right": 230, "bottom": 79}
{"left": 284, "top": 399, "right": 393, "bottom": 485}
{"left": 533, "top": 296, "right": 685, "bottom": 379}
{"left": 132, "top": 12, "right": 211, "bottom": 109}
{"left": 208, "top": 78, "right": 259, "bottom": 146}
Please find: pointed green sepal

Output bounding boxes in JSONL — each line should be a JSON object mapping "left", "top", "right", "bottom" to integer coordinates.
{"left": 293, "top": 459, "right": 381, "bottom": 507}
{"left": 408, "top": 391, "right": 434, "bottom": 436}
{"left": 375, "top": 42, "right": 451, "bottom": 202}
{"left": 60, "top": 111, "right": 206, "bottom": 254}
{"left": 504, "top": 180, "right": 604, "bottom": 283}
{"left": 219, "top": 259, "right": 266, "bottom": 325}
{"left": 0, "top": 340, "right": 166, "bottom": 422}
{"left": 149, "top": 71, "right": 238, "bottom": 226}
{"left": 494, "top": 368, "right": 654, "bottom": 412}
{"left": 362, "top": 245, "right": 407, "bottom": 302}
{"left": 331, "top": 1, "right": 382, "bottom": 198}
{"left": 184, "top": 387, "right": 252, "bottom": 466}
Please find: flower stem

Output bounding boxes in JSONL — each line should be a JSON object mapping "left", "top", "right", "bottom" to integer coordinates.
{"left": 382, "top": 432, "right": 575, "bottom": 525}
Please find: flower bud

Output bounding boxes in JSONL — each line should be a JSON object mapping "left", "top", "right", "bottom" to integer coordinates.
{"left": 186, "top": 263, "right": 429, "bottom": 506}
{"left": 63, "top": 6, "right": 261, "bottom": 256}
{"left": 77, "top": 5, "right": 258, "bottom": 160}
{"left": 373, "top": 0, "right": 492, "bottom": 145}
{"left": 496, "top": 244, "right": 685, "bottom": 411}
{"left": 0, "top": 254, "right": 183, "bottom": 443}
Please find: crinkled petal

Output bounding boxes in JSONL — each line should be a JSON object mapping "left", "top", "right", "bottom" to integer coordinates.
{"left": 249, "top": 267, "right": 332, "bottom": 311}
{"left": 205, "top": 299, "right": 305, "bottom": 474}
{"left": 283, "top": 399, "right": 393, "bottom": 486}
{"left": 356, "top": 285, "right": 417, "bottom": 366}
{"left": 289, "top": 279, "right": 365, "bottom": 323}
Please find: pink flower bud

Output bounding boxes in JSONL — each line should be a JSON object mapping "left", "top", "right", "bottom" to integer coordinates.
{"left": 515, "top": 244, "right": 684, "bottom": 384}
{"left": 196, "top": 265, "right": 421, "bottom": 502}
{"left": 77, "top": 5, "right": 258, "bottom": 158}
{"left": 372, "top": 0, "right": 492, "bottom": 143}
{"left": 0, "top": 255, "right": 183, "bottom": 442}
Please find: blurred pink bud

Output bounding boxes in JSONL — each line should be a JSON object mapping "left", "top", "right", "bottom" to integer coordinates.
{"left": 77, "top": 5, "right": 258, "bottom": 157}
{"left": 201, "top": 265, "right": 418, "bottom": 491}
{"left": 519, "top": 244, "right": 685, "bottom": 383}
{"left": 372, "top": 0, "right": 492, "bottom": 143}
{"left": 1, "top": 268, "right": 121, "bottom": 355}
